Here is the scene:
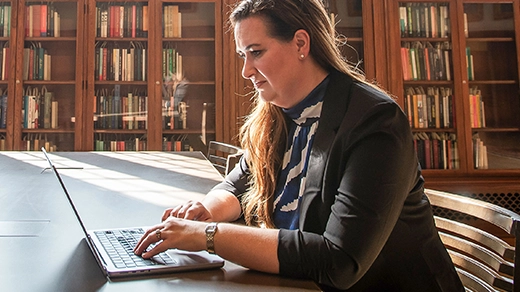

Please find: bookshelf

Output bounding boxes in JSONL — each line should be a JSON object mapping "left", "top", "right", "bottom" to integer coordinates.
{"left": 10, "top": 0, "right": 85, "bottom": 151}
{"left": 84, "top": 0, "right": 221, "bottom": 152}
{"left": 85, "top": 1, "right": 151, "bottom": 151}
{"left": 158, "top": 1, "right": 221, "bottom": 152}
{"left": 1, "top": 0, "right": 517, "bottom": 199}
{"left": 386, "top": 0, "right": 520, "bottom": 195}
{"left": 0, "top": 0, "right": 220, "bottom": 152}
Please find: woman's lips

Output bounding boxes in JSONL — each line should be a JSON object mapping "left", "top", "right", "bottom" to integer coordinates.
{"left": 254, "top": 81, "right": 266, "bottom": 89}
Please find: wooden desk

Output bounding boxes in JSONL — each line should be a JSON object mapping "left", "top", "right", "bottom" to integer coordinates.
{"left": 0, "top": 151, "right": 319, "bottom": 292}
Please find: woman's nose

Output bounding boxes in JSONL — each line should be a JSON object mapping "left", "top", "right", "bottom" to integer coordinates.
{"left": 241, "top": 57, "right": 254, "bottom": 80}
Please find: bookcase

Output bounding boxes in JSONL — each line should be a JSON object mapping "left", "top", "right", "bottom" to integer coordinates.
{"left": 1, "top": 0, "right": 518, "bottom": 202}
{"left": 1, "top": 0, "right": 221, "bottom": 152}
{"left": 7, "top": 0, "right": 84, "bottom": 152}
{"left": 385, "top": 0, "right": 520, "bottom": 195}
{"left": 84, "top": 0, "right": 221, "bottom": 151}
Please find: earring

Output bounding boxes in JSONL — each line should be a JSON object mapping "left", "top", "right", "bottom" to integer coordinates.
{"left": 300, "top": 54, "right": 305, "bottom": 59}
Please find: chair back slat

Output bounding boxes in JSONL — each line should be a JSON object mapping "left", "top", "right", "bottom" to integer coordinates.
{"left": 424, "top": 189, "right": 520, "bottom": 292}
{"left": 207, "top": 141, "right": 243, "bottom": 176}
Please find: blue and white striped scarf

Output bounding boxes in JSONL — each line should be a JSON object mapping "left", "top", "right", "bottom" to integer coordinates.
{"left": 273, "top": 77, "right": 329, "bottom": 229}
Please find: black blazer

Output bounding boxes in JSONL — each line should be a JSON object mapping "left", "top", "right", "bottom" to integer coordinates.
{"left": 214, "top": 70, "right": 464, "bottom": 291}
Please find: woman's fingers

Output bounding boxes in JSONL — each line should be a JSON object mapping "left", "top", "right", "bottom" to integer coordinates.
{"left": 133, "top": 223, "right": 163, "bottom": 255}
{"left": 141, "top": 235, "right": 170, "bottom": 259}
{"left": 165, "top": 201, "right": 212, "bottom": 221}
{"left": 161, "top": 208, "right": 174, "bottom": 222}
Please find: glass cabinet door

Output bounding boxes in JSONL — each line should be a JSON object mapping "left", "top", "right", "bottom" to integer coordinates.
{"left": 89, "top": 1, "right": 150, "bottom": 151}
{"left": 462, "top": 2, "right": 520, "bottom": 170}
{"left": 396, "top": 1, "right": 462, "bottom": 171}
{"left": 160, "top": 1, "right": 219, "bottom": 152}
{"left": 326, "top": 0, "right": 365, "bottom": 74}
{"left": 15, "top": 0, "right": 83, "bottom": 151}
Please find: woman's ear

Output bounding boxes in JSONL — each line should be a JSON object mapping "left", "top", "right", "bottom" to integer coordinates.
{"left": 294, "top": 29, "right": 310, "bottom": 56}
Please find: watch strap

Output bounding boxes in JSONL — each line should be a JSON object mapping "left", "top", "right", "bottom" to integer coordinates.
{"left": 205, "top": 222, "right": 218, "bottom": 254}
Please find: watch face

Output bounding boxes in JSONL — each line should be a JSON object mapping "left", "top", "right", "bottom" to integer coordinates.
{"left": 206, "top": 223, "right": 217, "bottom": 233}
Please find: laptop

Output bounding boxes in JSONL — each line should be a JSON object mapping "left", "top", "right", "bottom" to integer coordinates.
{"left": 41, "top": 147, "right": 224, "bottom": 278}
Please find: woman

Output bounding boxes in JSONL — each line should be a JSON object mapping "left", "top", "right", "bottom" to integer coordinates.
{"left": 135, "top": 0, "right": 464, "bottom": 290}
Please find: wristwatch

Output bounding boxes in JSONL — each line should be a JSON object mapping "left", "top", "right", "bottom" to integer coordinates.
{"left": 205, "top": 222, "right": 218, "bottom": 254}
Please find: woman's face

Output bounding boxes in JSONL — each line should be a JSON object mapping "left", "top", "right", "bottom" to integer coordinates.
{"left": 234, "top": 16, "right": 303, "bottom": 108}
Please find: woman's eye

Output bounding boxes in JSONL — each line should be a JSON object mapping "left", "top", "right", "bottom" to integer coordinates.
{"left": 237, "top": 50, "right": 262, "bottom": 59}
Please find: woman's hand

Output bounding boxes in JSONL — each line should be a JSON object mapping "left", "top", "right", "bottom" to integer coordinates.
{"left": 133, "top": 217, "right": 206, "bottom": 259}
{"left": 161, "top": 200, "right": 212, "bottom": 222}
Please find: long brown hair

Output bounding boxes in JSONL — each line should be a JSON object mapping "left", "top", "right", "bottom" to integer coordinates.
{"left": 230, "top": 0, "right": 369, "bottom": 228}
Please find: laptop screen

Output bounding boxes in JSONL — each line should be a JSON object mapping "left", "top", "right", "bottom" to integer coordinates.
{"left": 41, "top": 147, "right": 90, "bottom": 236}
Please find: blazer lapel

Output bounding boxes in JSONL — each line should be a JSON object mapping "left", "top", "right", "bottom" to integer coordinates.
{"left": 298, "top": 71, "right": 354, "bottom": 228}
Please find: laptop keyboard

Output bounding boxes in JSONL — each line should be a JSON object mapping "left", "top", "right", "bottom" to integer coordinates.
{"left": 95, "top": 228, "right": 176, "bottom": 269}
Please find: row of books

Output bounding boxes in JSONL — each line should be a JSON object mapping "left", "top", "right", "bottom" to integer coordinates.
{"left": 20, "top": 134, "right": 58, "bottom": 151}
{"left": 93, "top": 134, "right": 193, "bottom": 151}
{"left": 25, "top": 3, "right": 61, "bottom": 37}
{"left": 469, "top": 86, "right": 486, "bottom": 128}
{"left": 401, "top": 41, "right": 452, "bottom": 81}
{"left": 94, "top": 86, "right": 147, "bottom": 130}
{"left": 0, "top": 89, "right": 6, "bottom": 128}
{"left": 23, "top": 42, "right": 51, "bottom": 81}
{"left": 399, "top": 2, "right": 450, "bottom": 38}
{"left": 0, "top": 4, "right": 11, "bottom": 37}
{"left": 163, "top": 5, "right": 182, "bottom": 38}
{"left": 95, "top": 41, "right": 147, "bottom": 81}
{"left": 404, "top": 86, "right": 454, "bottom": 129}
{"left": 0, "top": 42, "right": 9, "bottom": 80}
{"left": 162, "top": 47, "right": 183, "bottom": 80}
{"left": 95, "top": 137, "right": 147, "bottom": 151}
{"left": 22, "top": 86, "right": 58, "bottom": 129}
{"left": 473, "top": 136, "right": 488, "bottom": 169}
{"left": 163, "top": 99, "right": 187, "bottom": 130}
{"left": 95, "top": 3, "right": 149, "bottom": 38}
{"left": 414, "top": 132, "right": 459, "bottom": 170}
{"left": 162, "top": 135, "right": 192, "bottom": 152}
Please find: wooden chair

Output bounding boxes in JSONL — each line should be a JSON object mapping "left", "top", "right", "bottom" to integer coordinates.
{"left": 206, "top": 141, "right": 243, "bottom": 176}
{"left": 424, "top": 189, "right": 520, "bottom": 292}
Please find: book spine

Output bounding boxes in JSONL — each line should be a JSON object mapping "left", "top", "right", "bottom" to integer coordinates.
{"left": 41, "top": 4, "right": 47, "bottom": 37}
{"left": 0, "top": 94, "right": 6, "bottom": 129}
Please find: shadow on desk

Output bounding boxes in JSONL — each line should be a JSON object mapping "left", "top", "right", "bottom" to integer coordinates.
{"left": 58, "top": 240, "right": 107, "bottom": 292}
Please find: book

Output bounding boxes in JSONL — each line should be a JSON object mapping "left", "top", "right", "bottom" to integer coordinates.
{"left": 1, "top": 46, "right": 7, "bottom": 80}
{"left": 399, "top": 5, "right": 407, "bottom": 37}
{"left": 51, "top": 100, "right": 58, "bottom": 129}
{"left": 40, "top": 4, "right": 47, "bottom": 37}
{"left": 100, "top": 5, "right": 108, "bottom": 37}
{"left": 0, "top": 6, "right": 4, "bottom": 37}
{"left": 0, "top": 89, "right": 6, "bottom": 129}
{"left": 32, "top": 5, "right": 41, "bottom": 38}
{"left": 142, "top": 5, "right": 149, "bottom": 37}
{"left": 43, "top": 90, "right": 53, "bottom": 128}
{"left": 466, "top": 47, "right": 474, "bottom": 81}
{"left": 400, "top": 46, "right": 410, "bottom": 80}
{"left": 48, "top": 4, "right": 54, "bottom": 37}
{"left": 114, "top": 85, "right": 121, "bottom": 129}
